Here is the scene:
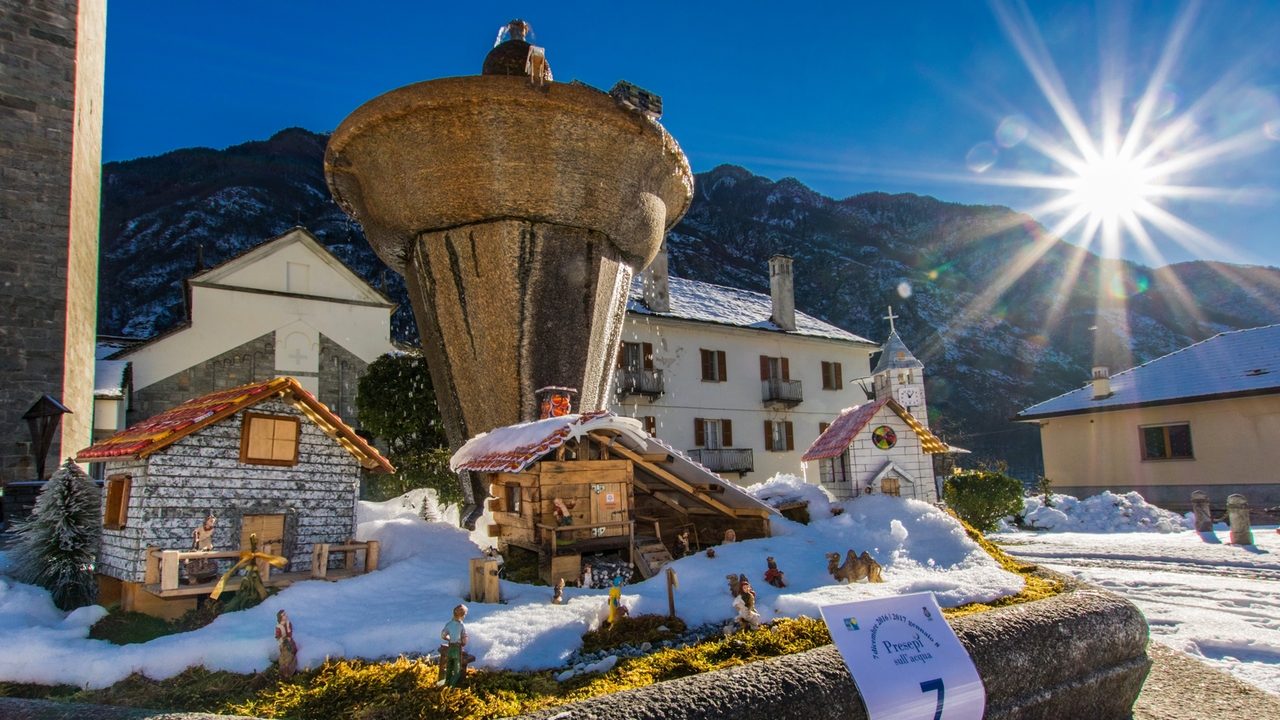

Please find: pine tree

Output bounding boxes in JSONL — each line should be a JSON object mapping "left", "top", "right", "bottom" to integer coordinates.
{"left": 10, "top": 458, "right": 101, "bottom": 610}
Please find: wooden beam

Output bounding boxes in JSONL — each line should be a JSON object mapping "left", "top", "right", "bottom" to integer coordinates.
{"left": 638, "top": 453, "right": 673, "bottom": 463}
{"left": 596, "top": 434, "right": 740, "bottom": 518}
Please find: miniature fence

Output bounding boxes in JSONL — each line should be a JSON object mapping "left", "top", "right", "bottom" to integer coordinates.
{"left": 311, "top": 540, "right": 379, "bottom": 579}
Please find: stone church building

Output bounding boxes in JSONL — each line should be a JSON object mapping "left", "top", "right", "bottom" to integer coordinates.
{"left": 98, "top": 228, "right": 397, "bottom": 438}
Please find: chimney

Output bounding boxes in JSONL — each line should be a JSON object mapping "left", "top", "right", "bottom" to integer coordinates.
{"left": 642, "top": 237, "right": 670, "bottom": 313}
{"left": 768, "top": 255, "right": 796, "bottom": 331}
{"left": 1091, "top": 365, "right": 1111, "bottom": 399}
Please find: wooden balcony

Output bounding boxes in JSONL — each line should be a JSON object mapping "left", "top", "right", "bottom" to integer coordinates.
{"left": 140, "top": 540, "right": 379, "bottom": 599}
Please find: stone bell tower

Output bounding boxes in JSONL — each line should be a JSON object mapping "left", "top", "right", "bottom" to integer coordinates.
{"left": 325, "top": 21, "right": 692, "bottom": 520}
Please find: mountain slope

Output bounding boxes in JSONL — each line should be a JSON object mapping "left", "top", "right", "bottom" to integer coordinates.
{"left": 97, "top": 129, "right": 1280, "bottom": 476}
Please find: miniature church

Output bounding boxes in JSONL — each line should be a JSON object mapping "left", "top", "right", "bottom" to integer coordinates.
{"left": 801, "top": 308, "right": 957, "bottom": 501}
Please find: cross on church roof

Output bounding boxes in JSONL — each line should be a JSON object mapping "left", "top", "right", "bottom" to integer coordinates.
{"left": 883, "top": 306, "right": 899, "bottom": 334}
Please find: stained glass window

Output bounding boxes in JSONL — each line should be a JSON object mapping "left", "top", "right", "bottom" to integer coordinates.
{"left": 872, "top": 425, "right": 897, "bottom": 450}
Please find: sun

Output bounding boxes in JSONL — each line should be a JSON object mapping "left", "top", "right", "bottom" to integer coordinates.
{"left": 1066, "top": 154, "right": 1153, "bottom": 224}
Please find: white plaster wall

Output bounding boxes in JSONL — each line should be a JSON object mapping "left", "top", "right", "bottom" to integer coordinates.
{"left": 211, "top": 240, "right": 381, "bottom": 303}
{"left": 609, "top": 315, "right": 877, "bottom": 484}
{"left": 124, "top": 286, "right": 393, "bottom": 390}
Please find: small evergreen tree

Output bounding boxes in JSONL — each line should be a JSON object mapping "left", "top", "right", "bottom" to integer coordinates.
{"left": 1035, "top": 475, "right": 1054, "bottom": 508}
{"left": 356, "top": 351, "right": 460, "bottom": 504}
{"left": 942, "top": 467, "right": 1025, "bottom": 533}
{"left": 10, "top": 458, "right": 101, "bottom": 610}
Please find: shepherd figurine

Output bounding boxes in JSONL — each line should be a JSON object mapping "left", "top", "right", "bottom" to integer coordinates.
{"left": 673, "top": 530, "right": 690, "bottom": 559}
{"left": 183, "top": 514, "right": 218, "bottom": 585}
{"left": 437, "top": 604, "right": 472, "bottom": 688}
{"left": 275, "top": 610, "right": 299, "bottom": 679}
{"left": 733, "top": 575, "right": 760, "bottom": 631}
{"left": 552, "top": 577, "right": 565, "bottom": 605}
{"left": 579, "top": 562, "right": 593, "bottom": 589}
{"left": 764, "top": 557, "right": 787, "bottom": 588}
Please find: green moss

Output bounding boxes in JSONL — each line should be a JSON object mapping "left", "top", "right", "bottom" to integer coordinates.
{"left": 88, "top": 601, "right": 225, "bottom": 646}
{"left": 579, "top": 614, "right": 686, "bottom": 654}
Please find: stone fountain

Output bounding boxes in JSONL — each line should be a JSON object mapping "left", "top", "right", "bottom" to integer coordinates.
{"left": 325, "top": 21, "right": 693, "bottom": 518}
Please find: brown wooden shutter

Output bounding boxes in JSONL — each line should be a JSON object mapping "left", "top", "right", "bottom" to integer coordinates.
{"left": 721, "top": 419, "right": 733, "bottom": 447}
{"left": 760, "top": 355, "right": 770, "bottom": 380}
{"left": 781, "top": 357, "right": 790, "bottom": 381}
{"left": 104, "top": 474, "right": 131, "bottom": 530}
{"left": 834, "top": 362, "right": 843, "bottom": 388}
{"left": 642, "top": 342, "right": 654, "bottom": 370}
{"left": 617, "top": 344, "right": 625, "bottom": 369}
{"left": 821, "top": 361, "right": 831, "bottom": 389}
{"left": 717, "top": 351, "right": 727, "bottom": 381}
{"left": 694, "top": 418, "right": 706, "bottom": 447}
{"left": 701, "top": 349, "right": 713, "bottom": 381}
{"left": 644, "top": 416, "right": 657, "bottom": 435}
{"left": 785, "top": 421, "right": 795, "bottom": 451}
{"left": 763, "top": 420, "right": 774, "bottom": 451}
{"left": 819, "top": 422, "right": 830, "bottom": 434}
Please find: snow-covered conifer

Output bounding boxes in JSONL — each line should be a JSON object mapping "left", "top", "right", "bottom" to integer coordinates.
{"left": 10, "top": 458, "right": 101, "bottom": 610}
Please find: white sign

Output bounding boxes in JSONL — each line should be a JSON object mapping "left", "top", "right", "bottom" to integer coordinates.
{"left": 819, "top": 592, "right": 984, "bottom": 720}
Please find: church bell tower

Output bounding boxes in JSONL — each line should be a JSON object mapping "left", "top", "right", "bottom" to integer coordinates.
{"left": 872, "top": 307, "right": 928, "bottom": 427}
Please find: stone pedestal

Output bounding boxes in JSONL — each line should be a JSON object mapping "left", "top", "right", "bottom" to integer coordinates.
{"left": 1191, "top": 490, "right": 1213, "bottom": 532}
{"left": 1226, "top": 494, "right": 1253, "bottom": 545}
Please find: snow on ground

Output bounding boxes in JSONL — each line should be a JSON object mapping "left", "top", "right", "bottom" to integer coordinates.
{"left": 998, "top": 525, "right": 1280, "bottom": 695}
{"left": 1018, "top": 491, "right": 1193, "bottom": 533}
{"left": 0, "top": 475, "right": 1021, "bottom": 689}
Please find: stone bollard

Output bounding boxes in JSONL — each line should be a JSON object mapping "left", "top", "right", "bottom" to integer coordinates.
{"left": 1191, "top": 490, "right": 1213, "bottom": 532}
{"left": 1226, "top": 494, "right": 1254, "bottom": 545}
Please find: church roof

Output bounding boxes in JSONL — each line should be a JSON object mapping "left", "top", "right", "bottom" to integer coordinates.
{"left": 628, "top": 275, "right": 875, "bottom": 345}
{"left": 872, "top": 330, "right": 924, "bottom": 375}
{"left": 1016, "top": 324, "right": 1280, "bottom": 420}
{"left": 801, "top": 398, "right": 950, "bottom": 461}
{"left": 77, "top": 376, "right": 394, "bottom": 473}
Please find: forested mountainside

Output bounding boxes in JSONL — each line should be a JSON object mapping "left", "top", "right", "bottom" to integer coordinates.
{"left": 99, "top": 128, "right": 1280, "bottom": 474}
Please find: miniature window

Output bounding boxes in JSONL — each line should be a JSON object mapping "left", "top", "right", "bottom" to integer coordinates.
{"left": 240, "top": 413, "right": 301, "bottom": 466}
{"left": 764, "top": 420, "right": 794, "bottom": 452}
{"left": 103, "top": 474, "right": 131, "bottom": 530}
{"left": 505, "top": 484, "right": 522, "bottom": 514}
{"left": 700, "top": 349, "right": 727, "bottom": 381}
{"left": 821, "top": 361, "right": 843, "bottom": 390}
{"left": 820, "top": 450, "right": 851, "bottom": 484}
{"left": 1140, "top": 423, "right": 1193, "bottom": 460}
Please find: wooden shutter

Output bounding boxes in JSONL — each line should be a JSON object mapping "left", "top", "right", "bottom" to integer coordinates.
{"left": 717, "top": 351, "right": 727, "bottom": 381}
{"left": 785, "top": 421, "right": 795, "bottom": 451}
{"left": 763, "top": 420, "right": 774, "bottom": 452}
{"left": 694, "top": 418, "right": 706, "bottom": 447}
{"left": 701, "top": 349, "right": 713, "bottom": 381}
{"left": 642, "top": 342, "right": 654, "bottom": 370}
{"left": 241, "top": 413, "right": 301, "bottom": 466}
{"left": 760, "top": 355, "right": 770, "bottom": 380}
{"left": 720, "top": 419, "right": 733, "bottom": 447}
{"left": 644, "top": 416, "right": 657, "bottom": 436}
{"left": 781, "top": 357, "right": 790, "bottom": 381}
{"left": 617, "top": 344, "right": 625, "bottom": 369}
{"left": 819, "top": 422, "right": 830, "bottom": 434}
{"left": 104, "top": 474, "right": 131, "bottom": 530}
{"left": 821, "top": 361, "right": 831, "bottom": 389}
{"left": 834, "top": 362, "right": 843, "bottom": 388}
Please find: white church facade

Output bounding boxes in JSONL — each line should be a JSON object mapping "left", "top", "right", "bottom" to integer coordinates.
{"left": 609, "top": 246, "right": 881, "bottom": 483}
{"left": 95, "top": 228, "right": 397, "bottom": 440}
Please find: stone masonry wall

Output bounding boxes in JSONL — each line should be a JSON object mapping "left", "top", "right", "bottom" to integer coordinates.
{"left": 98, "top": 398, "right": 361, "bottom": 584}
{"left": 0, "top": 0, "right": 106, "bottom": 484}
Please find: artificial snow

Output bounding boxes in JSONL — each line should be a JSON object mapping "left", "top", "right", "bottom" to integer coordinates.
{"left": 1017, "top": 491, "right": 1193, "bottom": 533}
{"left": 0, "top": 474, "right": 1021, "bottom": 689}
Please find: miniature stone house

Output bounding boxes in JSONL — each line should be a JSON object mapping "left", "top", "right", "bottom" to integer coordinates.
{"left": 451, "top": 410, "right": 776, "bottom": 585}
{"left": 77, "top": 376, "right": 392, "bottom": 617}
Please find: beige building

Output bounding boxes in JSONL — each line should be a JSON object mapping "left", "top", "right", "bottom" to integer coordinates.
{"left": 1015, "top": 325, "right": 1280, "bottom": 512}
{"left": 610, "top": 247, "right": 880, "bottom": 483}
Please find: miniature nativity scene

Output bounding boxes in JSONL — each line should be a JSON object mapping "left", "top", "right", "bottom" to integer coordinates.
{"left": 452, "top": 387, "right": 776, "bottom": 588}
{"left": 76, "top": 376, "right": 392, "bottom": 618}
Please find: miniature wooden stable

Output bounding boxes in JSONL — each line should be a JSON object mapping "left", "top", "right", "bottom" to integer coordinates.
{"left": 460, "top": 413, "right": 776, "bottom": 585}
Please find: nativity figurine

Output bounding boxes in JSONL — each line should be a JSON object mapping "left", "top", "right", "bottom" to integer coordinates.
{"left": 764, "top": 556, "right": 787, "bottom": 588}
{"left": 275, "top": 609, "right": 299, "bottom": 679}
{"left": 437, "top": 604, "right": 474, "bottom": 688}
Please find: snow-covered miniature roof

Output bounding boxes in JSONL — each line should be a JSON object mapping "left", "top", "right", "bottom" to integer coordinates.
{"left": 872, "top": 330, "right": 924, "bottom": 375}
{"left": 77, "top": 376, "right": 394, "bottom": 473}
{"left": 451, "top": 412, "right": 777, "bottom": 516}
{"left": 628, "top": 275, "right": 875, "bottom": 344}
{"left": 94, "top": 360, "right": 130, "bottom": 399}
{"left": 1016, "top": 324, "right": 1280, "bottom": 420}
{"left": 802, "top": 398, "right": 950, "bottom": 461}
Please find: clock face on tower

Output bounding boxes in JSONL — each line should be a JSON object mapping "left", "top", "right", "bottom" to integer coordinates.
{"left": 897, "top": 386, "right": 923, "bottom": 407}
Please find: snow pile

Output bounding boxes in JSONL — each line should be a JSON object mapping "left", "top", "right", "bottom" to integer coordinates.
{"left": 1020, "top": 492, "right": 1192, "bottom": 533}
{"left": 0, "top": 480, "right": 1022, "bottom": 689}
{"left": 747, "top": 473, "right": 837, "bottom": 520}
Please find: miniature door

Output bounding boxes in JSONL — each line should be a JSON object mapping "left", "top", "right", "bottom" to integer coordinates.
{"left": 590, "top": 483, "right": 628, "bottom": 537}
{"left": 241, "top": 513, "right": 286, "bottom": 552}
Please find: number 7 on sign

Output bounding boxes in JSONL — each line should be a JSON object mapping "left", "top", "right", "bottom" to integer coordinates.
{"left": 920, "top": 678, "right": 944, "bottom": 720}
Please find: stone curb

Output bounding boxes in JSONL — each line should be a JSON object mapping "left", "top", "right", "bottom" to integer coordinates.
{"left": 513, "top": 571, "right": 1152, "bottom": 720}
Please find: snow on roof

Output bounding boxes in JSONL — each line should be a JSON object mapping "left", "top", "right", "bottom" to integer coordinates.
{"left": 1016, "top": 324, "right": 1280, "bottom": 420}
{"left": 802, "top": 398, "right": 950, "bottom": 461}
{"left": 872, "top": 330, "right": 923, "bottom": 375}
{"left": 94, "top": 361, "right": 130, "bottom": 399}
{"left": 628, "top": 275, "right": 874, "bottom": 344}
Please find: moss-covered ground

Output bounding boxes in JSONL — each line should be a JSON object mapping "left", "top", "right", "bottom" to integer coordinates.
{"left": 2, "top": 515, "right": 1062, "bottom": 719}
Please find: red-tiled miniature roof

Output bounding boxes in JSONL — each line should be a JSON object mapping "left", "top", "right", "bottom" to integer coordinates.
{"left": 76, "top": 377, "right": 393, "bottom": 473}
{"left": 802, "top": 398, "right": 950, "bottom": 461}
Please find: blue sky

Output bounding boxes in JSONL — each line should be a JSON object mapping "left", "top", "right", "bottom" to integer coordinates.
{"left": 104, "top": 1, "right": 1280, "bottom": 267}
